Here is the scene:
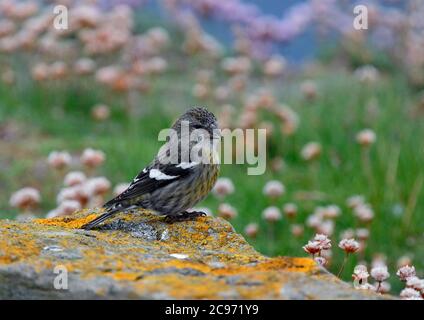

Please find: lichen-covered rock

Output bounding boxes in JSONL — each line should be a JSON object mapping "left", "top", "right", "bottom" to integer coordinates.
{"left": 0, "top": 209, "right": 387, "bottom": 299}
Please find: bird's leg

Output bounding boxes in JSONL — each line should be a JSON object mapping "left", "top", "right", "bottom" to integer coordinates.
{"left": 163, "top": 211, "right": 207, "bottom": 223}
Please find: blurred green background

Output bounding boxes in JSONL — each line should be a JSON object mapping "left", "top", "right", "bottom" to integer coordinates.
{"left": 1, "top": 0, "right": 424, "bottom": 295}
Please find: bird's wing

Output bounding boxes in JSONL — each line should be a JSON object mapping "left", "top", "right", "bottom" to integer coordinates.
{"left": 104, "top": 160, "right": 200, "bottom": 208}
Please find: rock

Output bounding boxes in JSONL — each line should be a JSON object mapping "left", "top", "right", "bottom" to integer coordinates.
{"left": 0, "top": 208, "right": 388, "bottom": 299}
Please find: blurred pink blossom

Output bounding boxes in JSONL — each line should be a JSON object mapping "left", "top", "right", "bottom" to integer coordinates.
{"left": 262, "top": 206, "right": 282, "bottom": 223}
{"left": 47, "top": 151, "right": 72, "bottom": 170}
{"left": 81, "top": 148, "right": 105, "bottom": 169}
{"left": 339, "top": 238, "right": 360, "bottom": 253}
{"left": 397, "top": 265, "right": 416, "bottom": 281}
{"left": 10, "top": 187, "right": 41, "bottom": 211}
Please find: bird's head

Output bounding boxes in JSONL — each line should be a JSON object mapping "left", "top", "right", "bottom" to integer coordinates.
{"left": 172, "top": 107, "right": 220, "bottom": 140}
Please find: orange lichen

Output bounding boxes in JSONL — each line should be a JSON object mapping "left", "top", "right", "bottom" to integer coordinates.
{"left": 110, "top": 271, "right": 142, "bottom": 281}
{"left": 35, "top": 213, "right": 99, "bottom": 229}
{"left": 142, "top": 274, "right": 229, "bottom": 299}
{"left": 0, "top": 232, "right": 41, "bottom": 265}
{"left": 1, "top": 208, "right": 378, "bottom": 299}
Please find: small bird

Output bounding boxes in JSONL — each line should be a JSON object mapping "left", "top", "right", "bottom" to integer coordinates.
{"left": 81, "top": 107, "right": 220, "bottom": 230}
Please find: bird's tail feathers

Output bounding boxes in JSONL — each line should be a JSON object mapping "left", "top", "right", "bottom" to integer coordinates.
{"left": 80, "top": 207, "right": 120, "bottom": 230}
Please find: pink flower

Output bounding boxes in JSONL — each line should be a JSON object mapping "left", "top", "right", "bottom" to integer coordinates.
{"left": 340, "top": 229, "right": 355, "bottom": 240}
{"left": 406, "top": 277, "right": 424, "bottom": 292}
{"left": 221, "top": 56, "right": 251, "bottom": 75}
{"left": 239, "top": 109, "right": 257, "bottom": 129}
{"left": 346, "top": 195, "right": 365, "bottom": 209}
{"left": 306, "top": 213, "right": 322, "bottom": 229}
{"left": 49, "top": 61, "right": 68, "bottom": 80}
{"left": 262, "top": 206, "right": 282, "bottom": 222}
{"left": 353, "top": 204, "right": 374, "bottom": 223}
{"left": 0, "top": 19, "right": 15, "bottom": 38}
{"left": 55, "top": 200, "right": 81, "bottom": 217}
{"left": 47, "top": 151, "right": 72, "bottom": 170}
{"left": 354, "top": 65, "right": 379, "bottom": 84}
{"left": 217, "top": 203, "right": 238, "bottom": 220}
{"left": 283, "top": 203, "right": 298, "bottom": 218}
{"left": 146, "top": 27, "right": 170, "bottom": 49}
{"left": 303, "top": 234, "right": 331, "bottom": 256}
{"left": 214, "top": 86, "right": 230, "bottom": 102}
{"left": 263, "top": 180, "right": 285, "bottom": 199}
{"left": 212, "top": 177, "right": 234, "bottom": 199}
{"left": 192, "top": 83, "right": 209, "bottom": 99}
{"left": 290, "top": 224, "right": 304, "bottom": 237}
{"left": 244, "top": 223, "right": 259, "bottom": 238}
{"left": 316, "top": 220, "right": 334, "bottom": 236}
{"left": 91, "top": 104, "right": 110, "bottom": 121}
{"left": 80, "top": 148, "right": 105, "bottom": 168}
{"left": 352, "top": 265, "right": 377, "bottom": 290}
{"left": 370, "top": 266, "right": 390, "bottom": 282}
{"left": 64, "top": 171, "right": 86, "bottom": 187}
{"left": 313, "top": 234, "right": 332, "bottom": 250}
{"left": 146, "top": 57, "right": 168, "bottom": 74}
{"left": 95, "top": 66, "right": 121, "bottom": 85}
{"left": 301, "top": 142, "right": 321, "bottom": 161}
{"left": 303, "top": 241, "right": 321, "bottom": 255}
{"left": 71, "top": 4, "right": 101, "bottom": 28}
{"left": 74, "top": 58, "right": 96, "bottom": 75}
{"left": 314, "top": 256, "right": 327, "bottom": 267}
{"left": 356, "top": 129, "right": 377, "bottom": 146}
{"left": 356, "top": 228, "right": 370, "bottom": 241}
{"left": 195, "top": 70, "right": 213, "bottom": 85}
{"left": 322, "top": 205, "right": 341, "bottom": 219}
{"left": 353, "top": 265, "right": 370, "bottom": 282}
{"left": 263, "top": 55, "right": 286, "bottom": 77}
{"left": 85, "top": 177, "right": 111, "bottom": 196}
{"left": 57, "top": 185, "right": 90, "bottom": 207}
{"left": 8, "top": 1, "right": 39, "bottom": 20}
{"left": 275, "top": 105, "right": 299, "bottom": 135}
{"left": 399, "top": 288, "right": 422, "bottom": 300}
{"left": 338, "top": 238, "right": 360, "bottom": 253}
{"left": 9, "top": 187, "right": 41, "bottom": 211}
{"left": 396, "top": 265, "right": 416, "bottom": 281}
{"left": 31, "top": 62, "right": 49, "bottom": 81}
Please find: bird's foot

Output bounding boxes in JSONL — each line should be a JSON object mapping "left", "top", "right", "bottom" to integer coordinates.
{"left": 163, "top": 211, "right": 207, "bottom": 223}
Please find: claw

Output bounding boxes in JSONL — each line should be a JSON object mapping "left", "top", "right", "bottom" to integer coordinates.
{"left": 163, "top": 211, "right": 206, "bottom": 223}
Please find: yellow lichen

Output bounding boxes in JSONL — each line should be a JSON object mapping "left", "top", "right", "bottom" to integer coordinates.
{"left": 0, "top": 232, "right": 41, "bottom": 265}
{"left": 35, "top": 213, "right": 99, "bottom": 229}
{"left": 110, "top": 271, "right": 142, "bottom": 281}
{"left": 0, "top": 208, "right": 328, "bottom": 299}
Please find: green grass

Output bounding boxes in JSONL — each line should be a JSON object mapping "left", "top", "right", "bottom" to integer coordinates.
{"left": 0, "top": 66, "right": 423, "bottom": 293}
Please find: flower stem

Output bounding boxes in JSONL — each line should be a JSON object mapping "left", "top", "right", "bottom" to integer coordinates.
{"left": 376, "top": 281, "right": 382, "bottom": 293}
{"left": 337, "top": 253, "right": 348, "bottom": 278}
{"left": 361, "top": 147, "right": 374, "bottom": 194}
{"left": 267, "top": 222, "right": 275, "bottom": 255}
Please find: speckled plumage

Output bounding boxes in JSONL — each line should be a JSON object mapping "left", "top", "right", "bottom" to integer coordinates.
{"left": 81, "top": 107, "right": 220, "bottom": 230}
